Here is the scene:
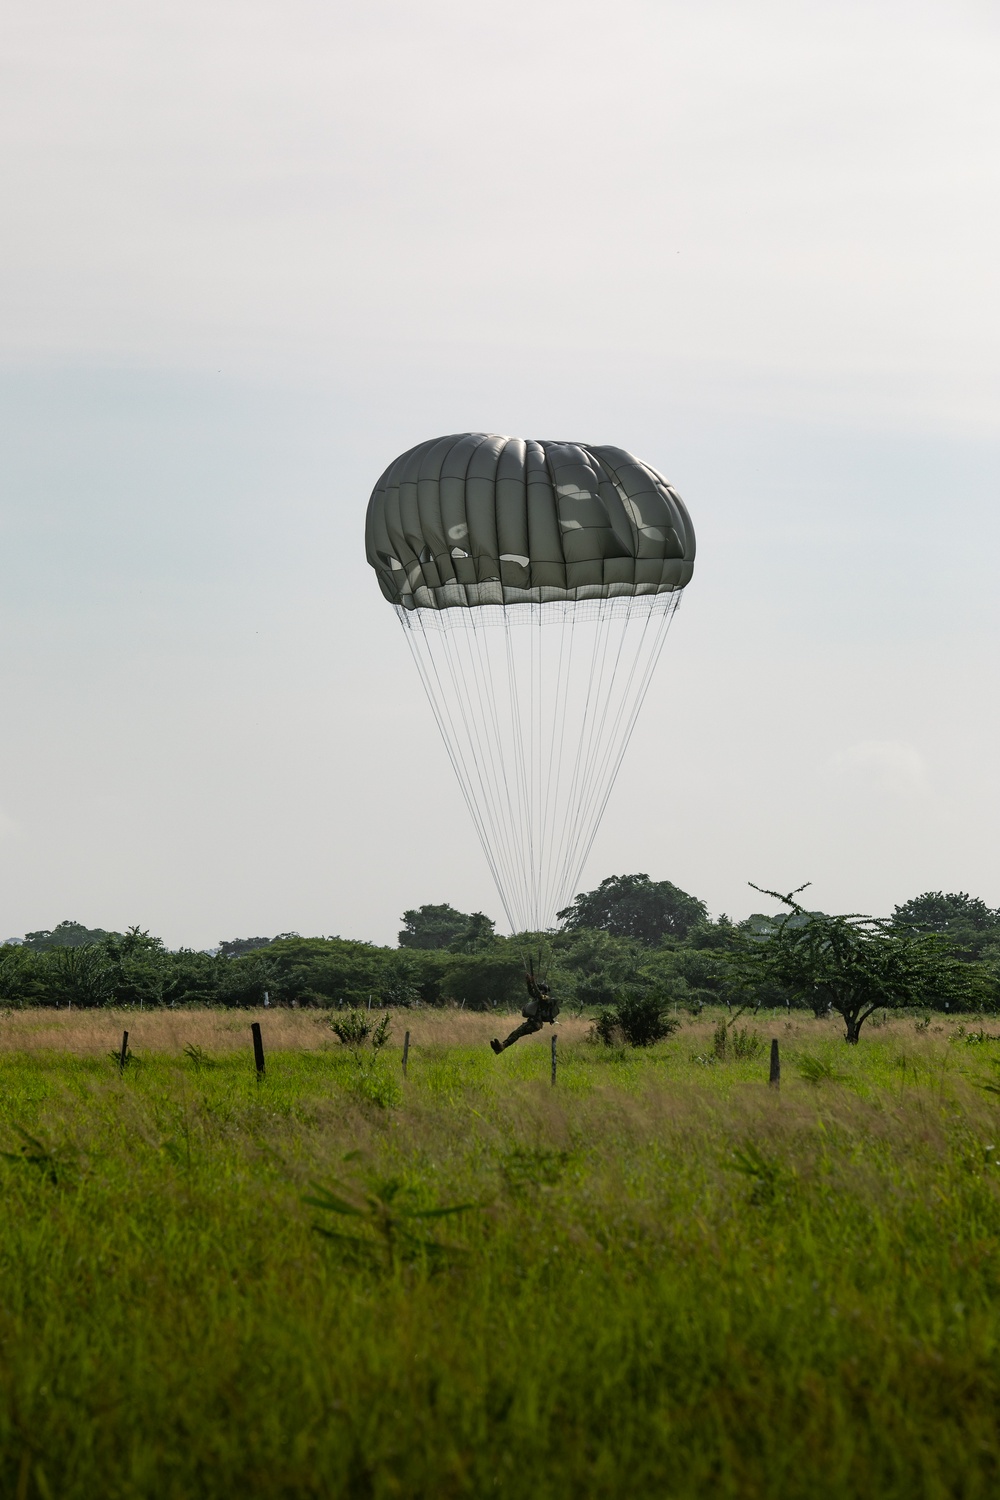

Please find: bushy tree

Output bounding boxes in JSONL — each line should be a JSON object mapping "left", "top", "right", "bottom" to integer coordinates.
{"left": 447, "top": 912, "right": 496, "bottom": 954}
{"left": 161, "top": 949, "right": 225, "bottom": 1007}
{"left": 441, "top": 939, "right": 525, "bottom": 1010}
{"left": 218, "top": 936, "right": 275, "bottom": 959}
{"left": 0, "top": 945, "right": 41, "bottom": 1006}
{"left": 398, "top": 904, "right": 471, "bottom": 950}
{"left": 39, "top": 945, "right": 111, "bottom": 1008}
{"left": 23, "top": 921, "right": 118, "bottom": 952}
{"left": 99, "top": 928, "right": 169, "bottom": 1008}
{"left": 594, "top": 992, "right": 679, "bottom": 1048}
{"left": 732, "top": 884, "right": 989, "bottom": 1043}
{"left": 557, "top": 874, "right": 707, "bottom": 944}
{"left": 892, "top": 892, "right": 1000, "bottom": 961}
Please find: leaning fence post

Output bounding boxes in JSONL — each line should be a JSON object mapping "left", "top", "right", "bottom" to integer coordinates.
{"left": 551, "top": 1032, "right": 557, "bottom": 1086}
{"left": 769, "top": 1038, "right": 780, "bottom": 1088}
{"left": 118, "top": 1030, "right": 129, "bottom": 1075}
{"left": 402, "top": 1029, "right": 410, "bottom": 1077}
{"left": 251, "top": 1022, "right": 265, "bottom": 1080}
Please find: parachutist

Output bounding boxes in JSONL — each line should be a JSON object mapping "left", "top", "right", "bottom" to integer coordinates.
{"left": 490, "top": 973, "right": 560, "bottom": 1054}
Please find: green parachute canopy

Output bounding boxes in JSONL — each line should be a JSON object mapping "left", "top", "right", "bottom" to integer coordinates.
{"left": 366, "top": 434, "right": 696, "bottom": 934}
{"left": 365, "top": 433, "right": 695, "bottom": 611}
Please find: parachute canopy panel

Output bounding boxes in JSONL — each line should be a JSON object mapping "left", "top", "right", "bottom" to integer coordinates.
{"left": 366, "top": 433, "right": 695, "bottom": 611}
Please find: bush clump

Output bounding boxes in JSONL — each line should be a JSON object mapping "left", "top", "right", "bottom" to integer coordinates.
{"left": 594, "top": 993, "right": 679, "bottom": 1048}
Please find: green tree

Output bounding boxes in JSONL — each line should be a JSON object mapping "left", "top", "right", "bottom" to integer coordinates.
{"left": 23, "top": 921, "right": 118, "bottom": 952}
{"left": 240, "top": 936, "right": 396, "bottom": 1008}
{"left": 40, "top": 946, "right": 111, "bottom": 1008}
{"left": 218, "top": 936, "right": 276, "bottom": 959}
{"left": 441, "top": 939, "right": 525, "bottom": 1011}
{"left": 162, "top": 949, "right": 225, "bottom": 1007}
{"left": 732, "top": 884, "right": 988, "bottom": 1043}
{"left": 398, "top": 904, "right": 473, "bottom": 950}
{"left": 892, "top": 891, "right": 1000, "bottom": 961}
{"left": 557, "top": 874, "right": 707, "bottom": 944}
{"left": 551, "top": 927, "right": 646, "bottom": 1009}
{"left": 594, "top": 992, "right": 679, "bottom": 1048}
{"left": 447, "top": 912, "right": 496, "bottom": 954}
{"left": 99, "top": 928, "right": 169, "bottom": 1008}
{"left": 0, "top": 945, "right": 41, "bottom": 1007}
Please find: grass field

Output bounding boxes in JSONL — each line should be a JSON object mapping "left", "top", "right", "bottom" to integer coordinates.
{"left": 1, "top": 1006, "right": 999, "bottom": 1498}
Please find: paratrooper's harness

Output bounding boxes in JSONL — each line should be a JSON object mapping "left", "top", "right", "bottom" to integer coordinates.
{"left": 490, "top": 973, "right": 560, "bottom": 1053}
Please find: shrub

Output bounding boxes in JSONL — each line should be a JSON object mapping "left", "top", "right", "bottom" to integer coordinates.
{"left": 595, "top": 993, "right": 679, "bottom": 1048}
{"left": 713, "top": 1014, "right": 764, "bottom": 1062}
{"left": 331, "top": 1010, "right": 392, "bottom": 1056}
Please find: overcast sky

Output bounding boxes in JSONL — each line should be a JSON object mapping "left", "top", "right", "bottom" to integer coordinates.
{"left": 1, "top": 0, "right": 998, "bottom": 947}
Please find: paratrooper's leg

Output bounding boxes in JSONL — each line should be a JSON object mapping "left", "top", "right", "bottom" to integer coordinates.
{"left": 490, "top": 1017, "right": 544, "bottom": 1054}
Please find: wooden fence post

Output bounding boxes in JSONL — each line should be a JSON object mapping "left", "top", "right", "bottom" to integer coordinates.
{"left": 251, "top": 1022, "right": 265, "bottom": 1080}
{"left": 402, "top": 1029, "right": 410, "bottom": 1077}
{"left": 118, "top": 1030, "right": 129, "bottom": 1075}
{"left": 769, "top": 1038, "right": 780, "bottom": 1088}
{"left": 551, "top": 1032, "right": 557, "bottom": 1086}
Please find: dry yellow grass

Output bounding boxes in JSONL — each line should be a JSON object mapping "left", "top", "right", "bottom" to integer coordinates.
{"left": 0, "top": 1005, "right": 596, "bottom": 1055}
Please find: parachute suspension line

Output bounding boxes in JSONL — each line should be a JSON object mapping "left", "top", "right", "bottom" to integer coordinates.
{"left": 464, "top": 610, "right": 525, "bottom": 927}
{"left": 571, "top": 596, "right": 681, "bottom": 891}
{"left": 564, "top": 601, "right": 630, "bottom": 883}
{"left": 400, "top": 611, "right": 521, "bottom": 935}
{"left": 546, "top": 608, "right": 584, "bottom": 923}
{"left": 544, "top": 601, "right": 619, "bottom": 923}
{"left": 395, "top": 592, "right": 682, "bottom": 938}
{"left": 455, "top": 616, "right": 535, "bottom": 935}
{"left": 502, "top": 615, "right": 534, "bottom": 932}
{"left": 537, "top": 606, "right": 572, "bottom": 927}
{"left": 446, "top": 612, "right": 525, "bottom": 930}
{"left": 565, "top": 600, "right": 661, "bottom": 886}
{"left": 402, "top": 613, "right": 519, "bottom": 934}
{"left": 545, "top": 608, "right": 616, "bottom": 920}
{"left": 544, "top": 596, "right": 680, "bottom": 920}
{"left": 434, "top": 625, "right": 516, "bottom": 917}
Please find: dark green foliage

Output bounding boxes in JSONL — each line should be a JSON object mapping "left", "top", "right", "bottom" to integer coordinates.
{"left": 21, "top": 920, "right": 117, "bottom": 951}
{"left": 217, "top": 936, "right": 276, "bottom": 959}
{"left": 0, "top": 931, "right": 457, "bottom": 1011}
{"left": 162, "top": 949, "right": 226, "bottom": 1007}
{"left": 725, "top": 1140, "right": 786, "bottom": 1207}
{"left": 42, "top": 944, "right": 113, "bottom": 1008}
{"left": 558, "top": 872, "right": 708, "bottom": 943}
{"left": 733, "top": 884, "right": 990, "bottom": 1042}
{"left": 99, "top": 928, "right": 169, "bottom": 1008}
{"left": 217, "top": 950, "right": 280, "bottom": 1007}
{"left": 330, "top": 1009, "right": 392, "bottom": 1056}
{"left": 398, "top": 904, "right": 496, "bottom": 955}
{"left": 398, "top": 903, "right": 472, "bottom": 949}
{"left": 0, "top": 1126, "right": 66, "bottom": 1184}
{"left": 892, "top": 890, "right": 1000, "bottom": 961}
{"left": 441, "top": 941, "right": 525, "bottom": 1010}
{"left": 798, "top": 1053, "right": 849, "bottom": 1084}
{"left": 447, "top": 910, "right": 496, "bottom": 953}
{"left": 5, "top": 878, "right": 998, "bottom": 1024}
{"left": 242, "top": 936, "right": 402, "bottom": 1008}
{"left": 498, "top": 1146, "right": 572, "bottom": 1196}
{"left": 0, "top": 945, "right": 42, "bottom": 1007}
{"left": 305, "top": 1173, "right": 474, "bottom": 1269}
{"left": 595, "top": 991, "right": 679, "bottom": 1047}
{"left": 712, "top": 1014, "right": 765, "bottom": 1061}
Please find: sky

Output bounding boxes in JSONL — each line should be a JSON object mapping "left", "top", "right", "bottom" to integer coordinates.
{"left": 0, "top": 0, "right": 998, "bottom": 948}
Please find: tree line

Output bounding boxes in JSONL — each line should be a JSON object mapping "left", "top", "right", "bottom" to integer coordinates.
{"left": 1, "top": 877, "right": 997, "bottom": 1042}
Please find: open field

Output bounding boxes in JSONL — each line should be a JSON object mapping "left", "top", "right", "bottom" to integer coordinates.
{"left": 1, "top": 1008, "right": 999, "bottom": 1497}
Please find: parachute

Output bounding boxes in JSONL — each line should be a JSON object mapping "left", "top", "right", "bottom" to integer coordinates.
{"left": 366, "top": 433, "right": 695, "bottom": 935}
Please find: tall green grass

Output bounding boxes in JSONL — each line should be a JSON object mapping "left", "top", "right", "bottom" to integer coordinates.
{"left": 0, "top": 1022, "right": 998, "bottom": 1497}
